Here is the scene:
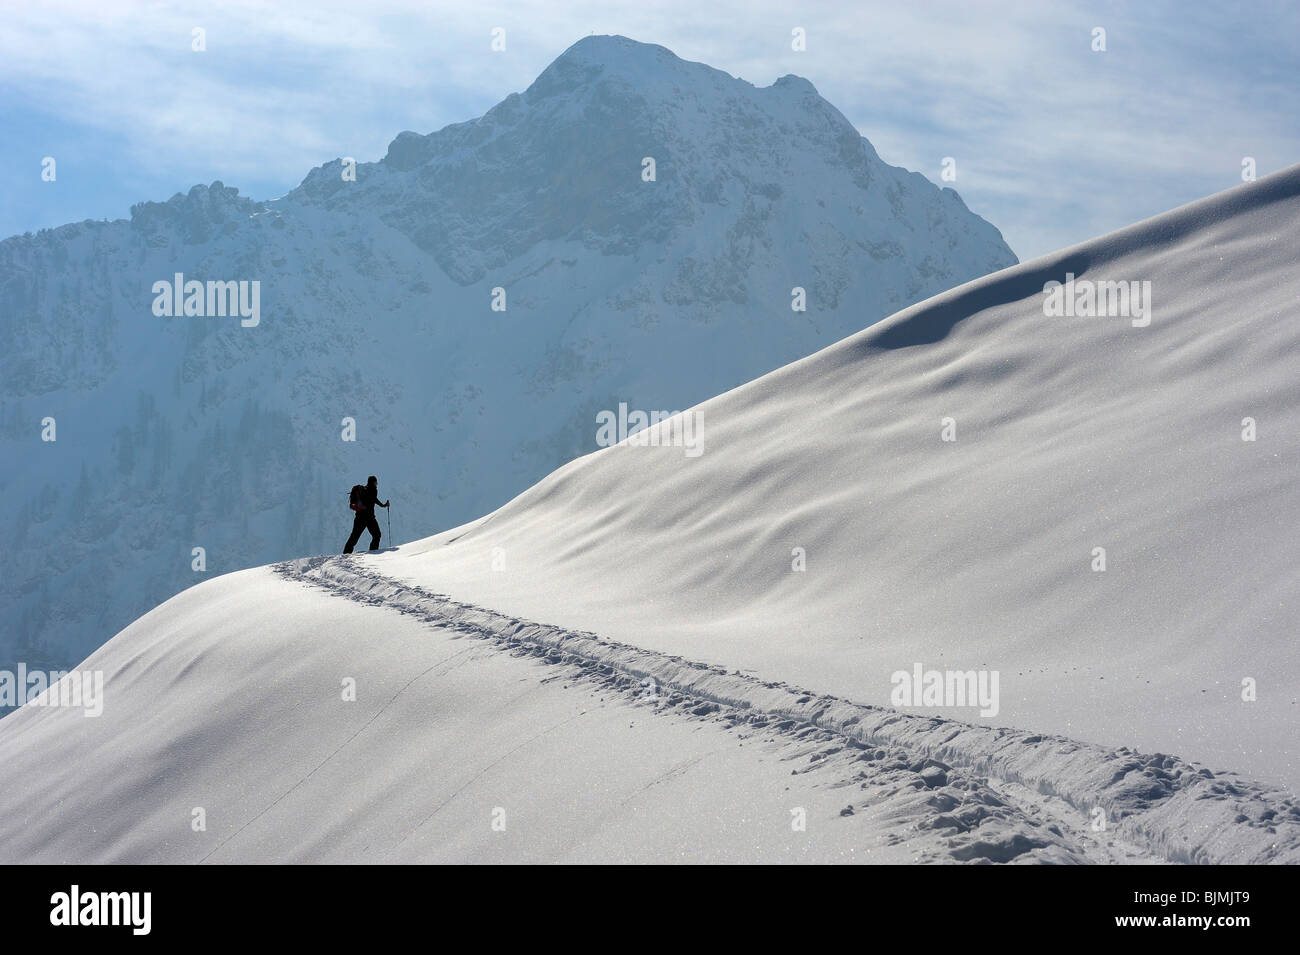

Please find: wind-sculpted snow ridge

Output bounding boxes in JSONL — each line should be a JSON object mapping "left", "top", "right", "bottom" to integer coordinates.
{"left": 281, "top": 555, "right": 1300, "bottom": 865}
{"left": 384, "top": 161, "right": 1300, "bottom": 795}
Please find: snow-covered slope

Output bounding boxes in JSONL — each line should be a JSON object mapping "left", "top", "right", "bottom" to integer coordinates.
{"left": 1, "top": 167, "right": 1297, "bottom": 865}
{"left": 0, "top": 35, "right": 1015, "bottom": 678}
{"left": 370, "top": 161, "right": 1300, "bottom": 794}
{"left": 0, "top": 564, "right": 1163, "bottom": 864}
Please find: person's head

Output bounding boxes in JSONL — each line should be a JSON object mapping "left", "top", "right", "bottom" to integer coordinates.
{"left": 367, "top": 475, "right": 377, "bottom": 489}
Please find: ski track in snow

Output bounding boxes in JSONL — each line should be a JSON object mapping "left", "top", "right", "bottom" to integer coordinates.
{"left": 277, "top": 554, "right": 1300, "bottom": 864}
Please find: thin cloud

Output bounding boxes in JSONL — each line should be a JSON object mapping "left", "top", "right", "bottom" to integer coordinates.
{"left": 1, "top": 0, "right": 1296, "bottom": 257}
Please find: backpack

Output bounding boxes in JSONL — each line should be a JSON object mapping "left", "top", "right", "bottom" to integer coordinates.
{"left": 349, "top": 484, "right": 365, "bottom": 511}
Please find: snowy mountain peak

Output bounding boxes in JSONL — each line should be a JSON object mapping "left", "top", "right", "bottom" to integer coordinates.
{"left": 537, "top": 36, "right": 822, "bottom": 100}
{"left": 529, "top": 34, "right": 713, "bottom": 93}
{"left": 301, "top": 34, "right": 1011, "bottom": 289}
{"left": 525, "top": 34, "right": 828, "bottom": 121}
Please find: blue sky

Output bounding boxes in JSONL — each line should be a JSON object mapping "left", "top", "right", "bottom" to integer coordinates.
{"left": 1, "top": 0, "right": 1297, "bottom": 260}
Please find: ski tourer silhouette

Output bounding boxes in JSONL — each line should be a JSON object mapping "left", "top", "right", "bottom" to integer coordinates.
{"left": 344, "top": 475, "right": 389, "bottom": 553}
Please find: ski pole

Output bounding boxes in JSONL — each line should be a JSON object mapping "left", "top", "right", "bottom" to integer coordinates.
{"left": 388, "top": 503, "right": 392, "bottom": 546}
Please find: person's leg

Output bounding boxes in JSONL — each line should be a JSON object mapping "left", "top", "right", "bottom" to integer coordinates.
{"left": 367, "top": 515, "right": 382, "bottom": 551}
{"left": 344, "top": 514, "right": 366, "bottom": 553}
